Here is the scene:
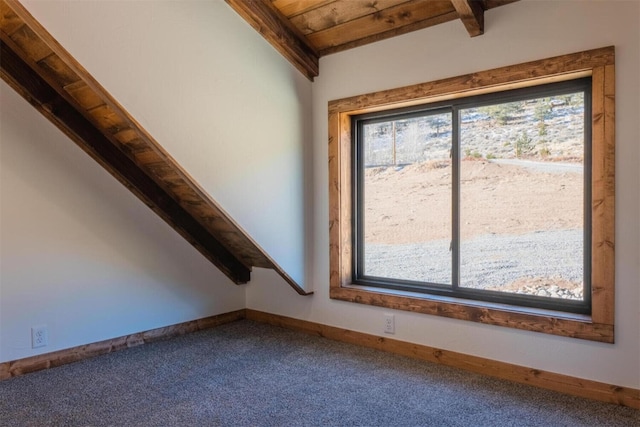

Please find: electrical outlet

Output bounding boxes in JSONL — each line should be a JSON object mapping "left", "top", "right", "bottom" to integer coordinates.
{"left": 31, "top": 325, "right": 48, "bottom": 348}
{"left": 384, "top": 314, "right": 395, "bottom": 334}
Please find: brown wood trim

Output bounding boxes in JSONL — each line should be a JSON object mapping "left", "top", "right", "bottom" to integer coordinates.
{"left": 1, "top": 0, "right": 309, "bottom": 293}
{"left": 314, "top": 4, "right": 459, "bottom": 56}
{"left": 272, "top": 0, "right": 335, "bottom": 18}
{"left": 328, "top": 111, "right": 355, "bottom": 290}
{"left": 224, "top": 0, "right": 319, "bottom": 81}
{"left": 451, "top": 0, "right": 484, "bottom": 37}
{"left": 319, "top": 12, "right": 458, "bottom": 56}
{"left": 330, "top": 286, "right": 613, "bottom": 342}
{"left": 289, "top": 0, "right": 420, "bottom": 37}
{"left": 245, "top": 310, "right": 639, "bottom": 409}
{"left": 590, "top": 64, "right": 615, "bottom": 325}
{"left": 329, "top": 47, "right": 614, "bottom": 114}
{"left": 328, "top": 46, "right": 616, "bottom": 342}
{"left": 271, "top": 0, "right": 335, "bottom": 18}
{"left": 0, "top": 310, "right": 246, "bottom": 381}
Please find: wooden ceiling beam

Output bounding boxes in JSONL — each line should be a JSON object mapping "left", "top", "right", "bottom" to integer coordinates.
{"left": 310, "top": 0, "right": 459, "bottom": 56}
{"left": 451, "top": 0, "right": 484, "bottom": 37}
{"left": 225, "top": 0, "right": 319, "bottom": 81}
{"left": 271, "top": 0, "right": 335, "bottom": 18}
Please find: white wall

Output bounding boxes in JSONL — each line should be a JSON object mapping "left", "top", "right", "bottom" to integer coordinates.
{"left": 247, "top": 0, "right": 640, "bottom": 389}
{"left": 0, "top": 0, "right": 312, "bottom": 362}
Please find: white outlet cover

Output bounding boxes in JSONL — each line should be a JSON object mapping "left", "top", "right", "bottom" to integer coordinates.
{"left": 384, "top": 314, "right": 395, "bottom": 334}
{"left": 31, "top": 325, "right": 48, "bottom": 348}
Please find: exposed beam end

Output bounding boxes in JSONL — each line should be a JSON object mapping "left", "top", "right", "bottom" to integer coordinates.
{"left": 451, "top": 0, "right": 485, "bottom": 37}
{"left": 225, "top": 0, "right": 319, "bottom": 80}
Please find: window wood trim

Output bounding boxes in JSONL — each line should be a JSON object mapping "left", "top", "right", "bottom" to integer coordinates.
{"left": 328, "top": 47, "right": 615, "bottom": 342}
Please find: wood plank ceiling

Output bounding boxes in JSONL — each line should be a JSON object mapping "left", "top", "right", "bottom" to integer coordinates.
{"left": 0, "top": 0, "right": 310, "bottom": 295}
{"left": 226, "top": 0, "right": 519, "bottom": 80}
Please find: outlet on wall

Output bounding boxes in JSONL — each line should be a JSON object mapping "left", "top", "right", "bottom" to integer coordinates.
{"left": 384, "top": 313, "right": 395, "bottom": 334}
{"left": 31, "top": 325, "right": 48, "bottom": 348}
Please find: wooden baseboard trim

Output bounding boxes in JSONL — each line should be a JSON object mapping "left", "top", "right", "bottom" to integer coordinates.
{"left": 0, "top": 309, "right": 246, "bottom": 381}
{"left": 2, "top": 308, "right": 637, "bottom": 409}
{"left": 245, "top": 309, "right": 639, "bottom": 409}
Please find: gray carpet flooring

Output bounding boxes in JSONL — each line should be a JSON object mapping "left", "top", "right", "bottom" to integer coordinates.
{"left": 0, "top": 320, "right": 637, "bottom": 426}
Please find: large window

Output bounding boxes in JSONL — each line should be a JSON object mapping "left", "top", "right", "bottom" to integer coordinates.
{"left": 329, "top": 47, "right": 615, "bottom": 342}
{"left": 353, "top": 79, "right": 591, "bottom": 314}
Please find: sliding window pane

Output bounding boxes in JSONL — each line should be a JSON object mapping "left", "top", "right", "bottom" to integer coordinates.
{"left": 362, "top": 113, "right": 452, "bottom": 284}
{"left": 459, "top": 94, "right": 585, "bottom": 300}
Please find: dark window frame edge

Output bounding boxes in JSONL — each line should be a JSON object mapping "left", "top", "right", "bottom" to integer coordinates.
{"left": 351, "top": 79, "right": 592, "bottom": 315}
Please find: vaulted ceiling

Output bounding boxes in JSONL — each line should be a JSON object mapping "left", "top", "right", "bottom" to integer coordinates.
{"left": 226, "top": 0, "right": 519, "bottom": 80}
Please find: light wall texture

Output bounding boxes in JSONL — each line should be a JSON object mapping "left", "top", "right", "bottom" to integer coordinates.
{"left": 0, "top": 0, "right": 311, "bottom": 362}
{"left": 246, "top": 0, "right": 640, "bottom": 390}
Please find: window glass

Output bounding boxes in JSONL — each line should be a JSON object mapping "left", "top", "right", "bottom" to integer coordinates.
{"left": 354, "top": 81, "right": 590, "bottom": 312}
{"left": 459, "top": 94, "right": 586, "bottom": 301}
{"left": 361, "top": 113, "right": 452, "bottom": 284}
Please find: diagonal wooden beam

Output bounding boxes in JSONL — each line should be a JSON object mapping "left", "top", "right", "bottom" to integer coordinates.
{"left": 1, "top": 35, "right": 251, "bottom": 284}
{"left": 225, "top": 0, "right": 319, "bottom": 81}
{"left": 451, "top": 0, "right": 484, "bottom": 37}
{"left": 0, "top": 0, "right": 312, "bottom": 294}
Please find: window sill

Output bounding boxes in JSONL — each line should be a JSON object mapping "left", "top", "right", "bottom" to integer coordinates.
{"left": 330, "top": 284, "right": 612, "bottom": 342}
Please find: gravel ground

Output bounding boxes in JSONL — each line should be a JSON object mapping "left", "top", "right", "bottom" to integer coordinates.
{"left": 364, "top": 229, "right": 583, "bottom": 293}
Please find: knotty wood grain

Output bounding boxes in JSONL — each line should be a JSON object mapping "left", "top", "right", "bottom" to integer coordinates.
{"left": 308, "top": 0, "right": 457, "bottom": 54}
{"left": 271, "top": 0, "right": 335, "bottom": 18}
{"left": 327, "top": 110, "right": 342, "bottom": 288}
{"left": 590, "top": 63, "right": 615, "bottom": 326}
{"left": 330, "top": 287, "right": 613, "bottom": 342}
{"left": 290, "top": 0, "right": 406, "bottom": 35}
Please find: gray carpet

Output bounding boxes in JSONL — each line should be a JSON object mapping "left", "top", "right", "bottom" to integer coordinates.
{"left": 0, "top": 320, "right": 637, "bottom": 426}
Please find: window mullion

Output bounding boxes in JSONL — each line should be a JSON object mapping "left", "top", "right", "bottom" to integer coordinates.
{"left": 452, "top": 108, "right": 461, "bottom": 290}
{"left": 353, "top": 119, "right": 364, "bottom": 281}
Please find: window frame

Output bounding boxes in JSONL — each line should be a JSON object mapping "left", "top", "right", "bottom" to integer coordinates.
{"left": 351, "top": 78, "right": 592, "bottom": 315}
{"left": 328, "top": 47, "right": 615, "bottom": 342}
